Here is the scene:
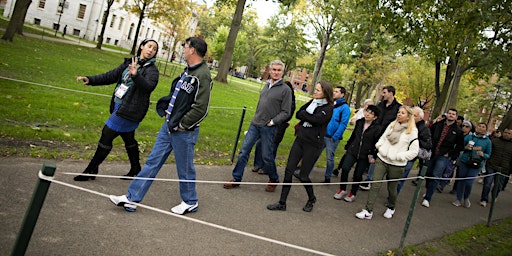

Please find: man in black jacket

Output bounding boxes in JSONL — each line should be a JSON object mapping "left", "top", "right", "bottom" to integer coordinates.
{"left": 421, "top": 108, "right": 464, "bottom": 208}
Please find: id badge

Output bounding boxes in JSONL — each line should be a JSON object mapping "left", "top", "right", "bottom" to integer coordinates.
{"left": 115, "top": 84, "right": 129, "bottom": 99}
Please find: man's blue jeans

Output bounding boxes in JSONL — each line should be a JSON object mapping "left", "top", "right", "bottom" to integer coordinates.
{"left": 232, "top": 124, "right": 278, "bottom": 182}
{"left": 480, "top": 165, "right": 506, "bottom": 202}
{"left": 323, "top": 137, "right": 340, "bottom": 178}
{"left": 424, "top": 155, "right": 451, "bottom": 202}
{"left": 127, "top": 122, "right": 200, "bottom": 205}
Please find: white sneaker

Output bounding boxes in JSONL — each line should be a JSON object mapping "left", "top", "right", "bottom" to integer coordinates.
{"left": 421, "top": 199, "right": 430, "bottom": 208}
{"left": 333, "top": 189, "right": 348, "bottom": 200}
{"left": 343, "top": 193, "right": 356, "bottom": 202}
{"left": 171, "top": 201, "right": 199, "bottom": 215}
{"left": 109, "top": 195, "right": 137, "bottom": 212}
{"left": 359, "top": 184, "right": 371, "bottom": 191}
{"left": 355, "top": 209, "right": 373, "bottom": 219}
{"left": 383, "top": 208, "right": 395, "bottom": 219}
{"left": 480, "top": 201, "right": 487, "bottom": 207}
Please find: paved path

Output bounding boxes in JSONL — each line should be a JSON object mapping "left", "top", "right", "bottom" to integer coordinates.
{"left": 1, "top": 157, "right": 510, "bottom": 255}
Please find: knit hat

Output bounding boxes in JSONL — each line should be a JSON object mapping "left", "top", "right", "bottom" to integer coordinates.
{"left": 462, "top": 121, "right": 472, "bottom": 129}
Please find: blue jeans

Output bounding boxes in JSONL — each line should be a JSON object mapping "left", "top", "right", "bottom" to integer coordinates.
{"left": 424, "top": 155, "right": 451, "bottom": 202}
{"left": 480, "top": 165, "right": 507, "bottom": 202}
{"left": 364, "top": 163, "right": 376, "bottom": 182}
{"left": 127, "top": 122, "right": 200, "bottom": 205}
{"left": 253, "top": 139, "right": 279, "bottom": 171}
{"left": 397, "top": 159, "right": 416, "bottom": 194}
{"left": 232, "top": 124, "right": 278, "bottom": 182}
{"left": 324, "top": 137, "right": 340, "bottom": 178}
{"left": 456, "top": 162, "right": 480, "bottom": 201}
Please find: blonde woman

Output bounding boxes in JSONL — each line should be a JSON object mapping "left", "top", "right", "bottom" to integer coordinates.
{"left": 356, "top": 106, "right": 419, "bottom": 219}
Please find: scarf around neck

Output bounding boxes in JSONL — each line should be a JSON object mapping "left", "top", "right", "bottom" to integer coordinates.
{"left": 303, "top": 98, "right": 328, "bottom": 127}
{"left": 386, "top": 121, "right": 408, "bottom": 145}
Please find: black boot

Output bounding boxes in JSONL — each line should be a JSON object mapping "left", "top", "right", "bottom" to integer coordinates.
{"left": 74, "top": 144, "right": 111, "bottom": 181}
{"left": 121, "top": 143, "right": 141, "bottom": 180}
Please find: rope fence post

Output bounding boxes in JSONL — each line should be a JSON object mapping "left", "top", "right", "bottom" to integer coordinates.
{"left": 486, "top": 171, "right": 502, "bottom": 227}
{"left": 397, "top": 165, "right": 428, "bottom": 255}
{"left": 12, "top": 162, "right": 56, "bottom": 256}
{"left": 231, "top": 106, "right": 247, "bottom": 163}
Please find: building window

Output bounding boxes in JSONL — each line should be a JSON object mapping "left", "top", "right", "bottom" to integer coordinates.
{"left": 118, "top": 17, "right": 124, "bottom": 30}
{"left": 106, "top": 37, "right": 111, "bottom": 44}
{"left": 73, "top": 29, "right": 80, "bottom": 37}
{"left": 77, "top": 4, "right": 86, "bottom": 20}
{"left": 38, "top": 0, "right": 46, "bottom": 9}
{"left": 34, "top": 18, "right": 41, "bottom": 25}
{"left": 114, "top": 39, "right": 119, "bottom": 45}
{"left": 109, "top": 15, "right": 116, "bottom": 28}
{"left": 128, "top": 23, "right": 134, "bottom": 39}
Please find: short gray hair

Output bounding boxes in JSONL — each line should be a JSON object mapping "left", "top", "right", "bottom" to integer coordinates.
{"left": 363, "top": 99, "right": 374, "bottom": 106}
{"left": 412, "top": 106, "right": 424, "bottom": 120}
{"left": 270, "top": 60, "right": 285, "bottom": 70}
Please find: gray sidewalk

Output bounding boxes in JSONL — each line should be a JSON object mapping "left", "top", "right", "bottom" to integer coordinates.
{"left": 1, "top": 157, "right": 511, "bottom": 255}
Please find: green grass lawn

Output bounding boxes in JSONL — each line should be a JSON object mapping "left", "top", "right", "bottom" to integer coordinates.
{"left": 0, "top": 24, "right": 328, "bottom": 167}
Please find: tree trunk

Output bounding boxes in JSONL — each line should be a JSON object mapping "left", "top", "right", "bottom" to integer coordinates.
{"left": 131, "top": 2, "right": 147, "bottom": 55}
{"left": 96, "top": 0, "right": 114, "bottom": 49}
{"left": 214, "top": 0, "right": 246, "bottom": 83}
{"left": 310, "top": 32, "right": 330, "bottom": 95}
{"left": 1, "top": 0, "right": 32, "bottom": 42}
{"left": 432, "top": 55, "right": 458, "bottom": 117}
{"left": 498, "top": 107, "right": 512, "bottom": 131}
{"left": 445, "top": 64, "right": 467, "bottom": 111}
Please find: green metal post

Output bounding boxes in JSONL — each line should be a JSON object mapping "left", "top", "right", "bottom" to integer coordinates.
{"left": 231, "top": 106, "right": 247, "bottom": 163}
{"left": 12, "top": 162, "right": 56, "bottom": 256}
{"left": 486, "top": 171, "right": 502, "bottom": 227}
{"left": 398, "top": 165, "right": 428, "bottom": 255}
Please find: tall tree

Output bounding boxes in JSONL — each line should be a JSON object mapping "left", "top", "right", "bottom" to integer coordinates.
{"left": 295, "top": 0, "right": 345, "bottom": 91}
{"left": 213, "top": 0, "right": 297, "bottom": 83}
{"left": 96, "top": 0, "right": 115, "bottom": 49}
{"left": 380, "top": 0, "right": 512, "bottom": 117}
{"left": 214, "top": 0, "right": 247, "bottom": 83}
{"left": 126, "top": 0, "right": 154, "bottom": 55}
{"left": 1, "top": 0, "right": 32, "bottom": 42}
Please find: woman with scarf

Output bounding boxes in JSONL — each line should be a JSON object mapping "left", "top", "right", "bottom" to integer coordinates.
{"left": 356, "top": 106, "right": 419, "bottom": 220}
{"left": 267, "top": 81, "right": 334, "bottom": 212}
{"left": 452, "top": 122, "right": 492, "bottom": 208}
{"left": 74, "top": 39, "right": 160, "bottom": 181}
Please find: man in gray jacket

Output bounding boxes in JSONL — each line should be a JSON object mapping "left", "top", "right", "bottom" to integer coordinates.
{"left": 224, "top": 60, "right": 293, "bottom": 192}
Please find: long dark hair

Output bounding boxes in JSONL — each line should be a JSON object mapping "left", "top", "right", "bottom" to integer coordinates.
{"left": 136, "top": 38, "right": 159, "bottom": 58}
{"left": 317, "top": 81, "right": 334, "bottom": 104}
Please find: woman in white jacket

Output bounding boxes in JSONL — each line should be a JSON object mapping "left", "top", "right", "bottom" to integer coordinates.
{"left": 356, "top": 106, "right": 419, "bottom": 220}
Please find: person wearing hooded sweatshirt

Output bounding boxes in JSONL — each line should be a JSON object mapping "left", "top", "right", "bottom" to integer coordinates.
{"left": 74, "top": 38, "right": 159, "bottom": 181}
{"left": 322, "top": 86, "right": 351, "bottom": 182}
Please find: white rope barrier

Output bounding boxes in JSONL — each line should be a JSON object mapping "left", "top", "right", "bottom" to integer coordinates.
{"left": 0, "top": 76, "right": 250, "bottom": 111}
{"left": 60, "top": 171, "right": 505, "bottom": 186}
{"left": 39, "top": 171, "right": 336, "bottom": 256}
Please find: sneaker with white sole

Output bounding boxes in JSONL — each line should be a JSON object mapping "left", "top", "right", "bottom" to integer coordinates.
{"left": 171, "top": 201, "right": 199, "bottom": 215}
{"left": 109, "top": 195, "right": 137, "bottom": 212}
{"left": 452, "top": 200, "right": 462, "bottom": 207}
{"left": 480, "top": 201, "right": 487, "bottom": 207}
{"left": 333, "top": 189, "right": 348, "bottom": 200}
{"left": 421, "top": 199, "right": 430, "bottom": 208}
{"left": 383, "top": 208, "right": 395, "bottom": 219}
{"left": 463, "top": 199, "right": 471, "bottom": 208}
{"left": 359, "top": 184, "right": 371, "bottom": 191}
{"left": 355, "top": 209, "right": 373, "bottom": 219}
{"left": 343, "top": 192, "right": 356, "bottom": 202}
